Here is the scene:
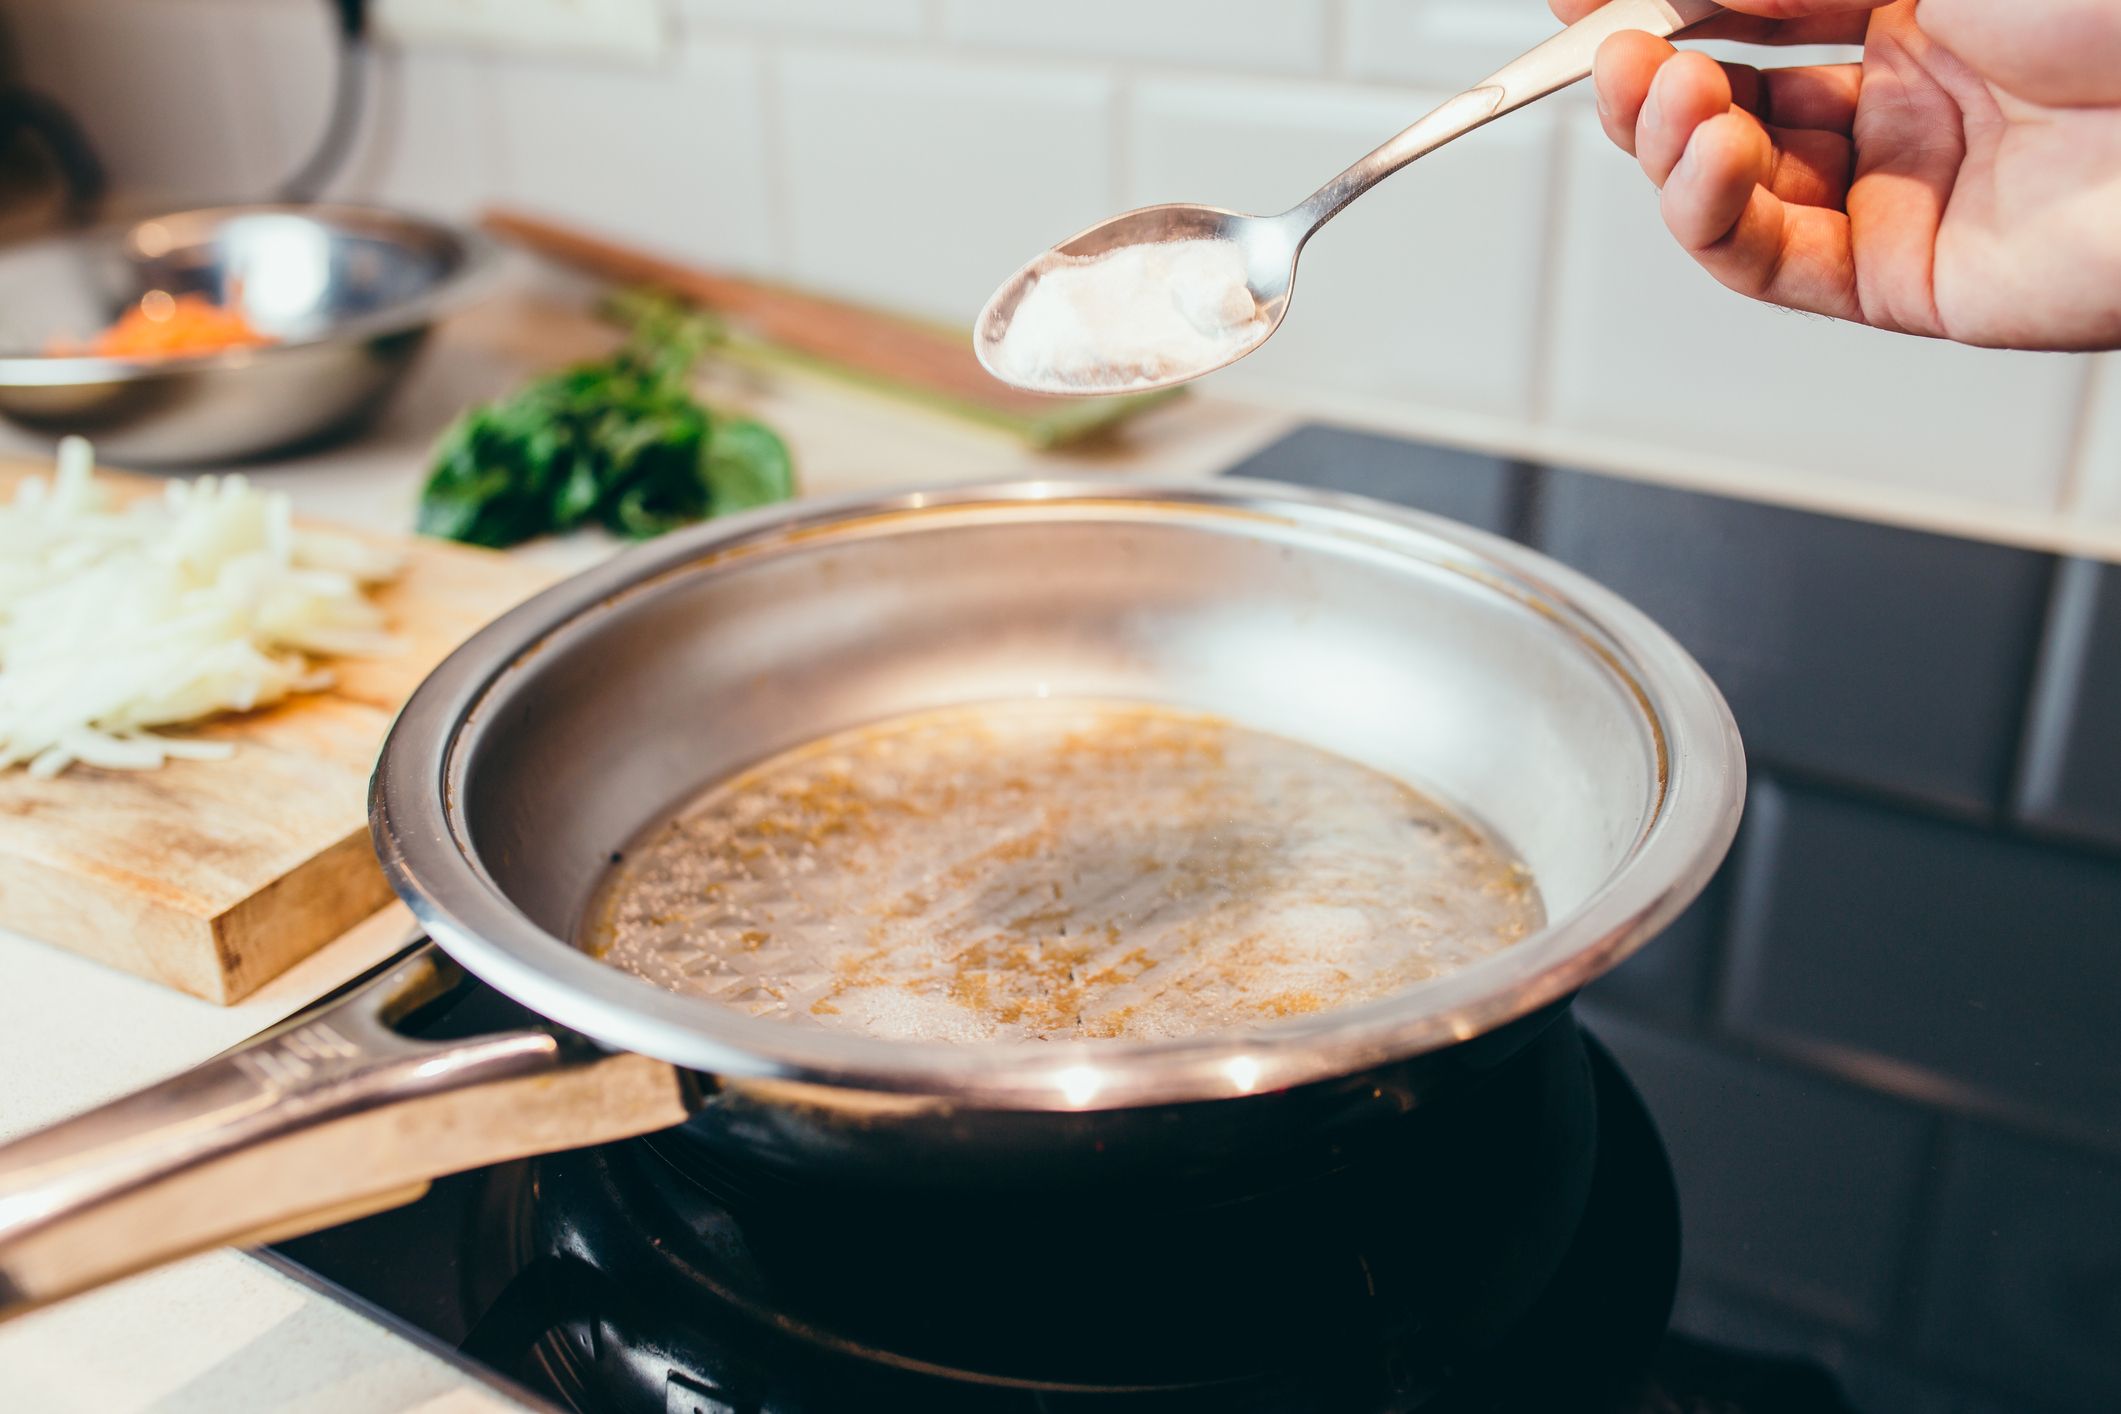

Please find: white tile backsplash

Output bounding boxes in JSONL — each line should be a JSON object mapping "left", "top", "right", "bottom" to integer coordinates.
{"left": 334, "top": 47, "right": 500, "bottom": 219}
{"left": 681, "top": 0, "right": 928, "bottom": 39}
{"left": 1545, "top": 111, "right": 2085, "bottom": 511}
{"left": 487, "top": 37, "right": 776, "bottom": 273}
{"left": 777, "top": 50, "right": 1115, "bottom": 324}
{"left": 1130, "top": 75, "right": 1551, "bottom": 417}
{"left": 13, "top": 0, "right": 2113, "bottom": 550}
{"left": 2073, "top": 355, "right": 2121, "bottom": 524}
{"left": 375, "top": 0, "right": 666, "bottom": 63}
{"left": 943, "top": 0, "right": 1329, "bottom": 75}
{"left": 1341, "top": 0, "right": 1557, "bottom": 87}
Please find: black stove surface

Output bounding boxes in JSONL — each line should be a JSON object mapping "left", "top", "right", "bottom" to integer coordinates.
{"left": 270, "top": 1005, "right": 1856, "bottom": 1414}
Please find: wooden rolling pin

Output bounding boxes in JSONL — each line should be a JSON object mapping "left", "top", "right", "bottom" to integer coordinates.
{"left": 480, "top": 208, "right": 1170, "bottom": 445}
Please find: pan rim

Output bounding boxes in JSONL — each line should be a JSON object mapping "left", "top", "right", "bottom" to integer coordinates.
{"left": 372, "top": 476, "right": 1744, "bottom": 1111}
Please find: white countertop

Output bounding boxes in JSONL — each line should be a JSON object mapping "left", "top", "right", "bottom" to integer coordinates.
{"left": 0, "top": 284, "right": 1292, "bottom": 1412}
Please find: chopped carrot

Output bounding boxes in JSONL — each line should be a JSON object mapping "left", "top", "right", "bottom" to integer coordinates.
{"left": 49, "top": 292, "right": 278, "bottom": 359}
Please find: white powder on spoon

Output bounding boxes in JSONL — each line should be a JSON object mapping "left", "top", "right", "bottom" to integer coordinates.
{"left": 989, "top": 238, "right": 1267, "bottom": 393}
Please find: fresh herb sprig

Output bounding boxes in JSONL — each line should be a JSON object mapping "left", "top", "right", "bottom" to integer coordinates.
{"left": 416, "top": 296, "right": 794, "bottom": 549}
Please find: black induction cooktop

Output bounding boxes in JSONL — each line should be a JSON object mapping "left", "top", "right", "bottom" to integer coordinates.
{"left": 275, "top": 999, "right": 1853, "bottom": 1414}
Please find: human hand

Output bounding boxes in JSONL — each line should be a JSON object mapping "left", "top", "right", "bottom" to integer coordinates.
{"left": 1553, "top": 0, "right": 2121, "bottom": 350}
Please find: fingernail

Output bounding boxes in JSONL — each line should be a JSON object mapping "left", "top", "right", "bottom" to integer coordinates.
{"left": 1596, "top": 92, "right": 1612, "bottom": 123}
{"left": 1640, "top": 85, "right": 1664, "bottom": 135}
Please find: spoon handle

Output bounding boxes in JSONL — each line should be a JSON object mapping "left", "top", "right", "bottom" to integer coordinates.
{"left": 1295, "top": 0, "right": 1723, "bottom": 229}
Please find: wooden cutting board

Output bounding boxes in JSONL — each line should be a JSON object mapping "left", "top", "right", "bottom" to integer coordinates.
{"left": 0, "top": 458, "right": 562, "bottom": 1003}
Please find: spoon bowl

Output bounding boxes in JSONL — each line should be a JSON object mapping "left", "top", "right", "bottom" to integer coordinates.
{"left": 974, "top": 204, "right": 1301, "bottom": 397}
{"left": 975, "top": 0, "right": 1722, "bottom": 397}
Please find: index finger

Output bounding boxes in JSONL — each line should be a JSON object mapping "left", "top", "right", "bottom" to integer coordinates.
{"left": 1548, "top": 0, "right": 1874, "bottom": 46}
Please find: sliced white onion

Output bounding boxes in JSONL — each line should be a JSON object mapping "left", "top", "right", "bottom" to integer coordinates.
{"left": 0, "top": 436, "right": 402, "bottom": 777}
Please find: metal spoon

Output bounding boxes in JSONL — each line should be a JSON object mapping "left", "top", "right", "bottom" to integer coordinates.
{"left": 976, "top": 0, "right": 1724, "bottom": 396}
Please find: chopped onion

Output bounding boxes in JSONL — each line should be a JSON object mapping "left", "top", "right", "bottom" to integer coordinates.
{"left": 0, "top": 436, "right": 402, "bottom": 778}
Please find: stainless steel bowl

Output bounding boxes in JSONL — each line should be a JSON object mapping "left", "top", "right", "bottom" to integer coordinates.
{"left": 0, "top": 204, "right": 497, "bottom": 464}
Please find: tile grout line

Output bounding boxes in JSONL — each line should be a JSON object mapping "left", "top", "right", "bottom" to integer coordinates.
{"left": 1702, "top": 781, "right": 1781, "bottom": 1035}
{"left": 1992, "top": 552, "right": 2069, "bottom": 825}
{"left": 1881, "top": 1114, "right": 1959, "bottom": 1351}
{"left": 1678, "top": 858, "right": 1741, "bottom": 1034}
{"left": 1597, "top": 977, "right": 2121, "bottom": 1168}
{"left": 1730, "top": 1016, "right": 2121, "bottom": 1166}
{"left": 2001, "top": 557, "right": 2086, "bottom": 825}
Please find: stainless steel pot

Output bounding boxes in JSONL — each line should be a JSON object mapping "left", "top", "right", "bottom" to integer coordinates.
{"left": 0, "top": 478, "right": 1743, "bottom": 1322}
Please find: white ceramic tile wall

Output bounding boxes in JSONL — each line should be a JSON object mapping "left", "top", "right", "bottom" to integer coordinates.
{"left": 1545, "top": 110, "right": 2084, "bottom": 510}
{"left": 332, "top": 48, "right": 501, "bottom": 218}
{"left": 2074, "top": 356, "right": 2121, "bottom": 525}
{"left": 5, "top": 0, "right": 2113, "bottom": 546}
{"left": 1341, "top": 0, "right": 1557, "bottom": 86}
{"left": 776, "top": 50, "right": 1115, "bottom": 323}
{"left": 489, "top": 37, "right": 776, "bottom": 273}
{"left": 943, "top": 1, "right": 1330, "bottom": 75}
{"left": 677, "top": 0, "right": 926, "bottom": 39}
{"left": 1130, "top": 75, "right": 1550, "bottom": 417}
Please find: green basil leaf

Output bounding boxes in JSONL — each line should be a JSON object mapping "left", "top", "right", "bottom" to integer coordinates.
{"left": 702, "top": 418, "right": 794, "bottom": 514}
{"left": 417, "top": 293, "right": 789, "bottom": 547}
{"left": 552, "top": 448, "right": 606, "bottom": 529}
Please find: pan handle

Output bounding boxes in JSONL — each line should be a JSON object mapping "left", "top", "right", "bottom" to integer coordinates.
{"left": 0, "top": 938, "right": 697, "bottom": 1324}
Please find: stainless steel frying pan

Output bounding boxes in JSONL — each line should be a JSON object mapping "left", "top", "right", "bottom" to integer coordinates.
{"left": 0, "top": 479, "right": 1744, "bottom": 1322}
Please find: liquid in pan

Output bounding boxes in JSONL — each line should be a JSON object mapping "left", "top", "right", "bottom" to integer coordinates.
{"left": 583, "top": 701, "right": 1543, "bottom": 1043}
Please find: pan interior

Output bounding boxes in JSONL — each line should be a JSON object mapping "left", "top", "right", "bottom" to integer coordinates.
{"left": 579, "top": 698, "right": 1547, "bottom": 1043}
{"left": 454, "top": 500, "right": 1664, "bottom": 1050}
